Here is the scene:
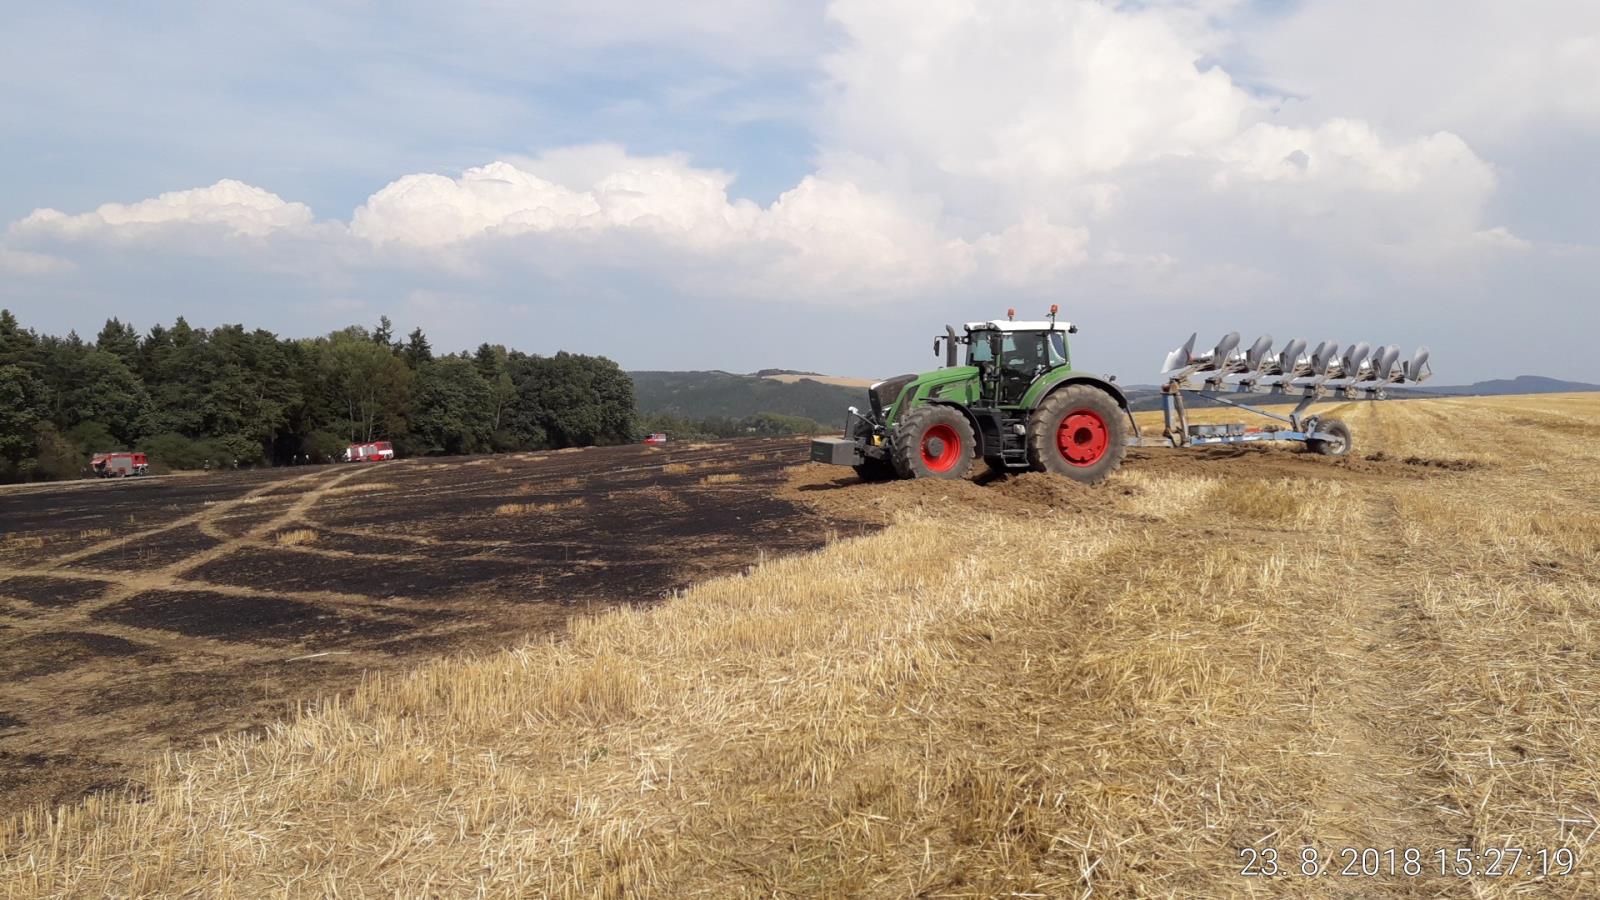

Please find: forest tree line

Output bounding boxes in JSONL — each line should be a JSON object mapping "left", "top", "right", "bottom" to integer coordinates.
{"left": 0, "top": 310, "right": 636, "bottom": 481}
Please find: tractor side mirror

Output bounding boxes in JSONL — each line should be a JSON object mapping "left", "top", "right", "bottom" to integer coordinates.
{"left": 933, "top": 336, "right": 941, "bottom": 358}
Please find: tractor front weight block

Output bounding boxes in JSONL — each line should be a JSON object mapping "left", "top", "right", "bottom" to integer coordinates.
{"left": 810, "top": 437, "right": 865, "bottom": 466}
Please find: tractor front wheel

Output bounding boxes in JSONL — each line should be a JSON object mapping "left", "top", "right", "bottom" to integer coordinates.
{"left": 892, "top": 405, "right": 975, "bottom": 480}
{"left": 853, "top": 457, "right": 899, "bottom": 482}
{"left": 1026, "top": 385, "right": 1127, "bottom": 484}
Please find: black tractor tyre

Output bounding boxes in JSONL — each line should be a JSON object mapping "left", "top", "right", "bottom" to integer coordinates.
{"left": 891, "top": 405, "right": 976, "bottom": 480}
{"left": 1026, "top": 385, "right": 1128, "bottom": 484}
{"left": 1307, "top": 419, "right": 1352, "bottom": 457}
{"left": 853, "top": 457, "right": 899, "bottom": 482}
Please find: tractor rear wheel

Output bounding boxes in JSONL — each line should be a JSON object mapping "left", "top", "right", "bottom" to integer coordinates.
{"left": 892, "top": 405, "right": 975, "bottom": 480}
{"left": 1026, "top": 385, "right": 1127, "bottom": 484}
{"left": 1307, "top": 419, "right": 1351, "bottom": 457}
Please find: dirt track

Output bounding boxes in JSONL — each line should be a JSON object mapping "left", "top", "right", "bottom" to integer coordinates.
{"left": 0, "top": 438, "right": 845, "bottom": 811}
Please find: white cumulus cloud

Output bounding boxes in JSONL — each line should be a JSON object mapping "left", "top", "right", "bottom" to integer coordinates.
{"left": 818, "top": 0, "right": 1511, "bottom": 262}
{"left": 974, "top": 218, "right": 1091, "bottom": 286}
{"left": 823, "top": 0, "right": 1255, "bottom": 184}
{"left": 350, "top": 156, "right": 761, "bottom": 250}
{"left": 15, "top": 179, "right": 315, "bottom": 239}
{"left": 349, "top": 149, "right": 979, "bottom": 294}
{"left": 1248, "top": 0, "right": 1600, "bottom": 142}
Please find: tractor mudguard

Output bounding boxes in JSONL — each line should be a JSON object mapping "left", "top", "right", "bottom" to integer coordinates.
{"left": 1036, "top": 374, "right": 1139, "bottom": 441}
{"left": 1039, "top": 373, "right": 1129, "bottom": 410}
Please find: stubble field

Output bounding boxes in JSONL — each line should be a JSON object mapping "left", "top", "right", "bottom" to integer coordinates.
{"left": 3, "top": 393, "right": 1599, "bottom": 898}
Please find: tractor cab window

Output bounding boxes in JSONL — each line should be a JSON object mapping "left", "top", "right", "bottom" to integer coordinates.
{"left": 999, "top": 332, "right": 1049, "bottom": 373}
{"left": 966, "top": 331, "right": 1048, "bottom": 404}
{"left": 967, "top": 331, "right": 1050, "bottom": 368}
{"left": 967, "top": 330, "right": 1058, "bottom": 369}
{"left": 1049, "top": 332, "right": 1068, "bottom": 366}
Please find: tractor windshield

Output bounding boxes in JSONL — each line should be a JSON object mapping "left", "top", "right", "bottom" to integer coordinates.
{"left": 967, "top": 330, "right": 1065, "bottom": 369}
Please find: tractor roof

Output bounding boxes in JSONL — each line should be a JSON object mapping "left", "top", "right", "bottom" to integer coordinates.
{"left": 964, "top": 320, "right": 1074, "bottom": 333}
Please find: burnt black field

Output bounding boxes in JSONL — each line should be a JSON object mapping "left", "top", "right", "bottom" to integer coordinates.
{"left": 0, "top": 438, "right": 831, "bottom": 810}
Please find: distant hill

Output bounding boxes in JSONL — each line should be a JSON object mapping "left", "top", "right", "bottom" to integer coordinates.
{"left": 1420, "top": 375, "right": 1600, "bottom": 396}
{"left": 632, "top": 370, "right": 1599, "bottom": 425}
{"left": 758, "top": 371, "right": 877, "bottom": 388}
{"left": 630, "top": 370, "right": 867, "bottom": 424}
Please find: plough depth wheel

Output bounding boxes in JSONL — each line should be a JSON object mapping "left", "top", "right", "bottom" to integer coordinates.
{"left": 1308, "top": 419, "right": 1352, "bottom": 457}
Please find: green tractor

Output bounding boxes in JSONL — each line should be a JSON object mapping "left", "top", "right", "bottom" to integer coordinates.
{"left": 811, "top": 306, "right": 1133, "bottom": 484}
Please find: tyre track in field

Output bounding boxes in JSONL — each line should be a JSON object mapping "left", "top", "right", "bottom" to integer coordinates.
{"left": 17, "top": 469, "right": 326, "bottom": 568}
{"left": 0, "top": 465, "right": 401, "bottom": 662}
{"left": 0, "top": 440, "right": 810, "bottom": 661}
{"left": 1303, "top": 494, "right": 1463, "bottom": 895}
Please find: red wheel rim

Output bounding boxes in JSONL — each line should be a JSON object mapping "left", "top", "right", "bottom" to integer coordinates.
{"left": 920, "top": 423, "right": 962, "bottom": 472}
{"left": 1057, "top": 410, "right": 1108, "bottom": 467}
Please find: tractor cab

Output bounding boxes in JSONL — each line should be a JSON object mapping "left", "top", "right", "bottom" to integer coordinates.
{"left": 938, "top": 307, "right": 1078, "bottom": 406}
{"left": 966, "top": 321, "right": 1072, "bottom": 405}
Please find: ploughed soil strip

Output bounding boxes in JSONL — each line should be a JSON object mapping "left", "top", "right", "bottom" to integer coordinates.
{"left": 0, "top": 438, "right": 840, "bottom": 811}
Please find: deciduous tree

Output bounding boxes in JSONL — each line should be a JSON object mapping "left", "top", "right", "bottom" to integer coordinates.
{"left": 410, "top": 357, "right": 492, "bottom": 454}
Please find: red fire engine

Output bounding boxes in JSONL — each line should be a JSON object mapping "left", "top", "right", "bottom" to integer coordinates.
{"left": 343, "top": 441, "right": 395, "bottom": 462}
{"left": 91, "top": 452, "right": 149, "bottom": 477}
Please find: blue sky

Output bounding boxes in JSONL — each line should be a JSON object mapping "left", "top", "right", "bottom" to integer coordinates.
{"left": 3, "top": 0, "right": 1598, "bottom": 383}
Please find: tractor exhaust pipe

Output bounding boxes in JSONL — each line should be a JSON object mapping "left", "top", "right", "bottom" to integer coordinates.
{"left": 945, "top": 325, "right": 959, "bottom": 368}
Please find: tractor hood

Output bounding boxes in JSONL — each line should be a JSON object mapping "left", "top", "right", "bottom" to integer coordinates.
{"left": 868, "top": 374, "right": 917, "bottom": 417}
{"left": 886, "top": 366, "right": 980, "bottom": 418}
